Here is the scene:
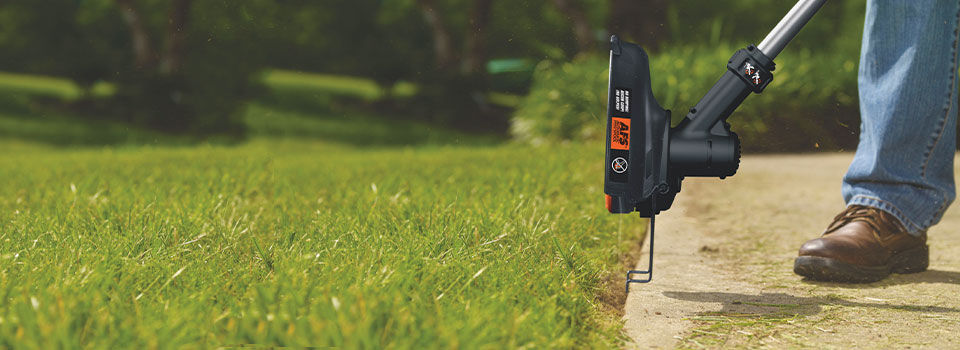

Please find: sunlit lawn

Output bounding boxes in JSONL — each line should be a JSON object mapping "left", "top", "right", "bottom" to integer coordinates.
{"left": 0, "top": 139, "right": 644, "bottom": 348}
{"left": 0, "top": 71, "right": 644, "bottom": 348}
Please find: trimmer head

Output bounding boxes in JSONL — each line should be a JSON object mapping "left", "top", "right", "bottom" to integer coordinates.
{"left": 607, "top": 0, "right": 826, "bottom": 288}
{"left": 604, "top": 36, "right": 773, "bottom": 217}
{"left": 603, "top": 36, "right": 678, "bottom": 216}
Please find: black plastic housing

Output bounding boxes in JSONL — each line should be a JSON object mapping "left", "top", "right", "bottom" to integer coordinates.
{"left": 603, "top": 38, "right": 775, "bottom": 216}
{"left": 603, "top": 36, "right": 677, "bottom": 216}
{"left": 670, "top": 45, "right": 773, "bottom": 178}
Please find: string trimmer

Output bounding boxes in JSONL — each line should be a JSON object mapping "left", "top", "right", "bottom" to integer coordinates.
{"left": 604, "top": 0, "right": 827, "bottom": 291}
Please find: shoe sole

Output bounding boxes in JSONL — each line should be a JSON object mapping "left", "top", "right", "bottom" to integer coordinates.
{"left": 793, "top": 245, "right": 929, "bottom": 283}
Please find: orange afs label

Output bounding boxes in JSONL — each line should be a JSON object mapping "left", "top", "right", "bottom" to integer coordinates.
{"left": 610, "top": 117, "right": 630, "bottom": 150}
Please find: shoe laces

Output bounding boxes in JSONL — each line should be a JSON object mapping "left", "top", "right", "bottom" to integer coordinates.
{"left": 824, "top": 205, "right": 906, "bottom": 238}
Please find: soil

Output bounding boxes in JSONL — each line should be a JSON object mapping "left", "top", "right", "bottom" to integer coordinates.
{"left": 623, "top": 154, "right": 960, "bottom": 349}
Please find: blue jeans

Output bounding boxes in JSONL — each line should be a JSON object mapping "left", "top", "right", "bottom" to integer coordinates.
{"left": 844, "top": 0, "right": 960, "bottom": 236}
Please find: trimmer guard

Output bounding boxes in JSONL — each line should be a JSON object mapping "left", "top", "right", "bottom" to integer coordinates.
{"left": 604, "top": 36, "right": 678, "bottom": 217}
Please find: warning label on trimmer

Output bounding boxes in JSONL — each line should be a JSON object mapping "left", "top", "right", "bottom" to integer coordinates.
{"left": 610, "top": 117, "right": 630, "bottom": 150}
{"left": 614, "top": 88, "right": 630, "bottom": 114}
{"left": 611, "top": 157, "right": 628, "bottom": 173}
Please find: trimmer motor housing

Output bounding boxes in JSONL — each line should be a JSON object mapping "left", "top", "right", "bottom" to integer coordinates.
{"left": 604, "top": 36, "right": 776, "bottom": 217}
{"left": 603, "top": 37, "right": 676, "bottom": 215}
{"left": 605, "top": 0, "right": 826, "bottom": 289}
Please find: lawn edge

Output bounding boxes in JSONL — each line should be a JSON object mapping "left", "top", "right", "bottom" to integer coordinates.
{"left": 593, "top": 219, "right": 650, "bottom": 345}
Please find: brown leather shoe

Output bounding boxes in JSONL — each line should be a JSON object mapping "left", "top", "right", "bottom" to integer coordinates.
{"left": 794, "top": 205, "right": 928, "bottom": 283}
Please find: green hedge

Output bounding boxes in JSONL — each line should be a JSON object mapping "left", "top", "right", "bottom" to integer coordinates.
{"left": 511, "top": 44, "right": 860, "bottom": 151}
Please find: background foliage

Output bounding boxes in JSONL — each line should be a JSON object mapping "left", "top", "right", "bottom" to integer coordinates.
{"left": 0, "top": 0, "right": 870, "bottom": 151}
{"left": 512, "top": 44, "right": 861, "bottom": 151}
{"left": 513, "top": 0, "right": 868, "bottom": 151}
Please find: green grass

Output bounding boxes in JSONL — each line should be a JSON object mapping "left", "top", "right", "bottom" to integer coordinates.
{"left": 0, "top": 72, "right": 143, "bottom": 145}
{"left": 0, "top": 70, "right": 643, "bottom": 347}
{"left": 242, "top": 104, "right": 501, "bottom": 146}
{"left": 0, "top": 72, "right": 84, "bottom": 100}
{"left": 0, "top": 69, "right": 515, "bottom": 147}
{"left": 0, "top": 70, "right": 397, "bottom": 103}
{"left": 0, "top": 69, "right": 496, "bottom": 147}
{"left": 0, "top": 72, "right": 114, "bottom": 100}
{"left": 260, "top": 70, "right": 417, "bottom": 101}
{"left": 0, "top": 139, "right": 645, "bottom": 348}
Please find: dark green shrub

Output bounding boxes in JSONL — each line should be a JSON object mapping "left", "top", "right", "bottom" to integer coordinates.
{"left": 509, "top": 58, "right": 608, "bottom": 145}
{"left": 511, "top": 44, "right": 860, "bottom": 151}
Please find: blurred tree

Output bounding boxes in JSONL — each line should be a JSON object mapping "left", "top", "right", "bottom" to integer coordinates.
{"left": 608, "top": 0, "right": 669, "bottom": 51}
{"left": 462, "top": 0, "right": 493, "bottom": 75}
{"left": 114, "top": 0, "right": 158, "bottom": 69}
{"left": 108, "top": 0, "right": 282, "bottom": 135}
{"left": 0, "top": 0, "right": 277, "bottom": 135}
{"left": 1, "top": 0, "right": 867, "bottom": 139}
{"left": 254, "top": 0, "right": 429, "bottom": 96}
{"left": 408, "top": 0, "right": 503, "bottom": 129}
{"left": 413, "top": 0, "right": 497, "bottom": 76}
{"left": 550, "top": 0, "right": 595, "bottom": 54}
{"left": 109, "top": 0, "right": 204, "bottom": 133}
{"left": 417, "top": 0, "right": 456, "bottom": 71}
{"left": 0, "top": 0, "right": 128, "bottom": 93}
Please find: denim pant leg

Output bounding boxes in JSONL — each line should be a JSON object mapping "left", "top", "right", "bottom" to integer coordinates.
{"left": 843, "top": 0, "right": 960, "bottom": 236}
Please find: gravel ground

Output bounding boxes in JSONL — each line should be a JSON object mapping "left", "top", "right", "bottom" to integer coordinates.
{"left": 624, "top": 153, "right": 960, "bottom": 349}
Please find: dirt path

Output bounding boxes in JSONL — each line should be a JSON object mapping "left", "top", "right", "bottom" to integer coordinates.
{"left": 623, "top": 154, "right": 960, "bottom": 349}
